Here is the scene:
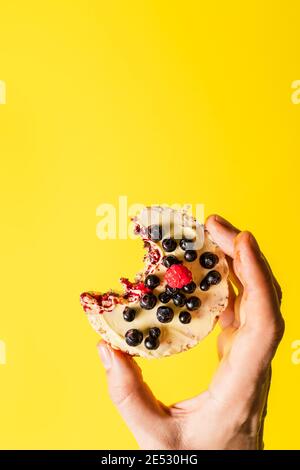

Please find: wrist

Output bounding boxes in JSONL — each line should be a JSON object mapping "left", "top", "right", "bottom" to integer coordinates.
{"left": 226, "top": 408, "right": 266, "bottom": 450}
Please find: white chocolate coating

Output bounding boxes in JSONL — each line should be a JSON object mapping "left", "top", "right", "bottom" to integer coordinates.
{"left": 81, "top": 207, "right": 229, "bottom": 359}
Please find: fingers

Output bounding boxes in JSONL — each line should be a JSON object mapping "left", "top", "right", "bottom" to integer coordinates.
{"left": 97, "top": 342, "right": 167, "bottom": 445}
{"left": 233, "top": 231, "right": 283, "bottom": 331}
{"left": 261, "top": 254, "right": 282, "bottom": 303}
{"left": 217, "top": 281, "right": 240, "bottom": 361}
{"left": 218, "top": 281, "right": 236, "bottom": 330}
{"left": 206, "top": 216, "right": 284, "bottom": 411}
{"left": 217, "top": 325, "right": 237, "bottom": 359}
{"left": 206, "top": 215, "right": 282, "bottom": 303}
{"left": 205, "top": 215, "right": 239, "bottom": 258}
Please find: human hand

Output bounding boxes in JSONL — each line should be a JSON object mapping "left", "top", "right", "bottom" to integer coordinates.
{"left": 97, "top": 215, "right": 284, "bottom": 450}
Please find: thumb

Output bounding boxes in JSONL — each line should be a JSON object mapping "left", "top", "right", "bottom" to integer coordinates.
{"left": 97, "top": 341, "right": 167, "bottom": 445}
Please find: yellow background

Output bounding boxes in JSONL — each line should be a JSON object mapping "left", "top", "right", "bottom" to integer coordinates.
{"left": 0, "top": 0, "right": 299, "bottom": 450}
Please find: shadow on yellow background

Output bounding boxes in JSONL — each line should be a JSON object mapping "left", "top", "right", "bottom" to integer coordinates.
{"left": 0, "top": 0, "right": 299, "bottom": 449}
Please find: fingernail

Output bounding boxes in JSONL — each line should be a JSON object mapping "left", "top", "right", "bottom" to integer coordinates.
{"left": 214, "top": 215, "right": 236, "bottom": 230}
{"left": 98, "top": 343, "right": 112, "bottom": 370}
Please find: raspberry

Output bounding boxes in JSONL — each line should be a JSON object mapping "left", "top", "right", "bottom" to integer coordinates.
{"left": 164, "top": 264, "right": 193, "bottom": 289}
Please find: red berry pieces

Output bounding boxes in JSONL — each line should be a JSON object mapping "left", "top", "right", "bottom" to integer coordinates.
{"left": 164, "top": 264, "right": 193, "bottom": 289}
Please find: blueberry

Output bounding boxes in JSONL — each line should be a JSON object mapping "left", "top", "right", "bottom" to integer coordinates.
{"left": 179, "top": 238, "right": 195, "bottom": 251}
{"left": 182, "top": 281, "right": 196, "bottom": 294}
{"left": 173, "top": 292, "right": 186, "bottom": 307}
{"left": 200, "top": 280, "right": 210, "bottom": 291}
{"left": 162, "top": 255, "right": 181, "bottom": 268}
{"left": 206, "top": 270, "right": 222, "bottom": 285}
{"left": 149, "top": 327, "right": 161, "bottom": 339}
{"left": 162, "top": 238, "right": 177, "bottom": 252}
{"left": 144, "top": 336, "right": 159, "bottom": 350}
{"left": 140, "top": 293, "right": 157, "bottom": 310}
{"left": 165, "top": 285, "right": 179, "bottom": 296}
{"left": 199, "top": 270, "right": 221, "bottom": 291}
{"left": 186, "top": 296, "right": 201, "bottom": 311}
{"left": 179, "top": 311, "right": 192, "bottom": 324}
{"left": 145, "top": 274, "right": 160, "bottom": 289}
{"left": 184, "top": 250, "right": 197, "bottom": 262}
{"left": 147, "top": 225, "right": 162, "bottom": 241}
{"left": 158, "top": 291, "right": 171, "bottom": 303}
{"left": 157, "top": 306, "right": 174, "bottom": 323}
{"left": 199, "top": 252, "right": 219, "bottom": 269}
{"left": 123, "top": 307, "right": 136, "bottom": 322}
{"left": 125, "top": 329, "right": 143, "bottom": 347}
